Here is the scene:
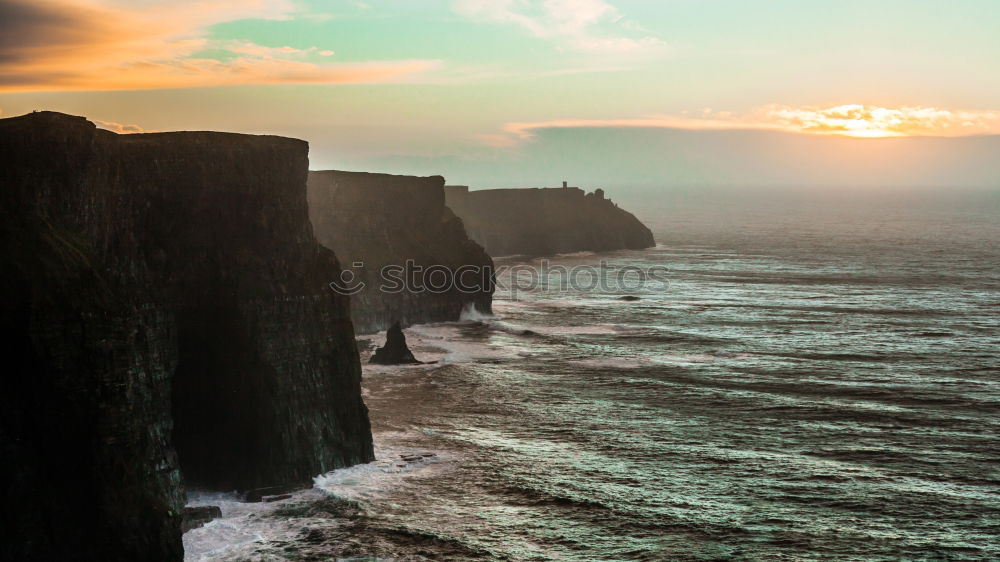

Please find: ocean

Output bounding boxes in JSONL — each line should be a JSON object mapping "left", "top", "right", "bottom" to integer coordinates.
{"left": 185, "top": 191, "right": 1000, "bottom": 561}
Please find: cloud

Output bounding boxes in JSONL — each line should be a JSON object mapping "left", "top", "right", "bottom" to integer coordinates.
{"left": 0, "top": 0, "right": 439, "bottom": 92}
{"left": 499, "top": 115, "right": 783, "bottom": 141}
{"left": 472, "top": 132, "right": 520, "bottom": 148}
{"left": 93, "top": 118, "right": 148, "bottom": 134}
{"left": 485, "top": 104, "right": 1000, "bottom": 145}
{"left": 452, "top": 0, "right": 666, "bottom": 54}
{"left": 766, "top": 104, "right": 1000, "bottom": 138}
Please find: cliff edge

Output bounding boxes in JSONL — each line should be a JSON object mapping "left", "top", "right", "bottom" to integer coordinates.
{"left": 0, "top": 112, "right": 373, "bottom": 560}
{"left": 444, "top": 185, "right": 655, "bottom": 257}
{"left": 308, "top": 171, "right": 494, "bottom": 334}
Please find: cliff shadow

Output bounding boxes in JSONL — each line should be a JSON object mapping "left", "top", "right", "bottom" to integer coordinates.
{"left": 171, "top": 305, "right": 269, "bottom": 490}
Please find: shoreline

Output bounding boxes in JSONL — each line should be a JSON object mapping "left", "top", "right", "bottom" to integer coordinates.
{"left": 182, "top": 438, "right": 466, "bottom": 561}
{"left": 183, "top": 328, "right": 471, "bottom": 561}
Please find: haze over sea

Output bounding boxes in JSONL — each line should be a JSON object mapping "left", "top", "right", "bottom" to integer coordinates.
{"left": 186, "top": 189, "right": 999, "bottom": 561}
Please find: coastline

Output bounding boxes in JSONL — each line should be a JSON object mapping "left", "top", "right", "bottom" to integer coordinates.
{"left": 183, "top": 331, "right": 476, "bottom": 561}
{"left": 185, "top": 235, "right": 999, "bottom": 560}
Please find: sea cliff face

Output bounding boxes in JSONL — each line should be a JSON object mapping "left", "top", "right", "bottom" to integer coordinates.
{"left": 308, "top": 171, "right": 494, "bottom": 334}
{"left": 0, "top": 112, "right": 373, "bottom": 560}
{"left": 444, "top": 185, "right": 655, "bottom": 257}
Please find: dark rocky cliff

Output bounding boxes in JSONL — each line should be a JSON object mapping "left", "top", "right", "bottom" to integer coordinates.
{"left": 0, "top": 112, "right": 373, "bottom": 560}
{"left": 308, "top": 171, "right": 493, "bottom": 334}
{"left": 444, "top": 185, "right": 655, "bottom": 257}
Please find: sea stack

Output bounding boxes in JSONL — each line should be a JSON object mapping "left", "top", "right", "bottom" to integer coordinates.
{"left": 444, "top": 184, "right": 655, "bottom": 256}
{"left": 370, "top": 322, "right": 421, "bottom": 365}
{"left": 0, "top": 112, "right": 373, "bottom": 560}
{"left": 308, "top": 170, "right": 494, "bottom": 333}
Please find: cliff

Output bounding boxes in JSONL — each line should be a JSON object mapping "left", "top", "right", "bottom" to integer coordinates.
{"left": 308, "top": 171, "right": 493, "bottom": 334}
{"left": 0, "top": 112, "right": 373, "bottom": 560}
{"left": 444, "top": 185, "right": 655, "bottom": 256}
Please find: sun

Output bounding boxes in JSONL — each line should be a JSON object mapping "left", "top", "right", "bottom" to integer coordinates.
{"left": 787, "top": 105, "right": 904, "bottom": 138}
{"left": 765, "top": 104, "right": 1000, "bottom": 138}
{"left": 835, "top": 122, "right": 903, "bottom": 138}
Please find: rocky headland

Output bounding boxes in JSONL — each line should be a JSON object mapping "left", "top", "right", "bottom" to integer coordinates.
{"left": 308, "top": 171, "right": 494, "bottom": 334}
{"left": 0, "top": 112, "right": 373, "bottom": 560}
{"left": 444, "top": 184, "right": 655, "bottom": 256}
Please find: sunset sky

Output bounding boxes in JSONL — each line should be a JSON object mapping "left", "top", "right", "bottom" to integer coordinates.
{"left": 2, "top": 0, "right": 999, "bottom": 188}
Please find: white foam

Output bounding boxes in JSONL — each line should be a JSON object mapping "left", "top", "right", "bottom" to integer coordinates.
{"left": 459, "top": 301, "right": 494, "bottom": 322}
{"left": 556, "top": 250, "right": 597, "bottom": 257}
{"left": 314, "top": 437, "right": 453, "bottom": 503}
{"left": 405, "top": 324, "right": 518, "bottom": 363}
{"left": 182, "top": 489, "right": 316, "bottom": 561}
{"left": 182, "top": 436, "right": 453, "bottom": 561}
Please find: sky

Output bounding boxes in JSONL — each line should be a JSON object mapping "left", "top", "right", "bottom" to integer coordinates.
{"left": 1, "top": 0, "right": 999, "bottom": 189}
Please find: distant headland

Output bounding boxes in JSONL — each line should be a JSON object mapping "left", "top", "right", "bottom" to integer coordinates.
{"left": 445, "top": 182, "right": 655, "bottom": 257}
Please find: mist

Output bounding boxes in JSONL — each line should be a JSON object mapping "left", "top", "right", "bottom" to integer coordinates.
{"left": 338, "top": 126, "right": 1000, "bottom": 196}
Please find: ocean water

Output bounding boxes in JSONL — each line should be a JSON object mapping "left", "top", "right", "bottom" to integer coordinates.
{"left": 185, "top": 192, "right": 1000, "bottom": 561}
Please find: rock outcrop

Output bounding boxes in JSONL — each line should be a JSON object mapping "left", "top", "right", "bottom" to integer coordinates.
{"left": 444, "top": 185, "right": 655, "bottom": 256}
{"left": 370, "top": 322, "right": 420, "bottom": 365}
{"left": 0, "top": 112, "right": 373, "bottom": 560}
{"left": 308, "top": 171, "right": 494, "bottom": 334}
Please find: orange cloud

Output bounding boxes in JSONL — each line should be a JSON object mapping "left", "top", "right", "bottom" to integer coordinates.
{"left": 492, "top": 104, "right": 1000, "bottom": 144}
{"left": 0, "top": 0, "right": 439, "bottom": 92}
{"left": 500, "top": 115, "right": 778, "bottom": 140}
{"left": 766, "top": 104, "right": 1000, "bottom": 138}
